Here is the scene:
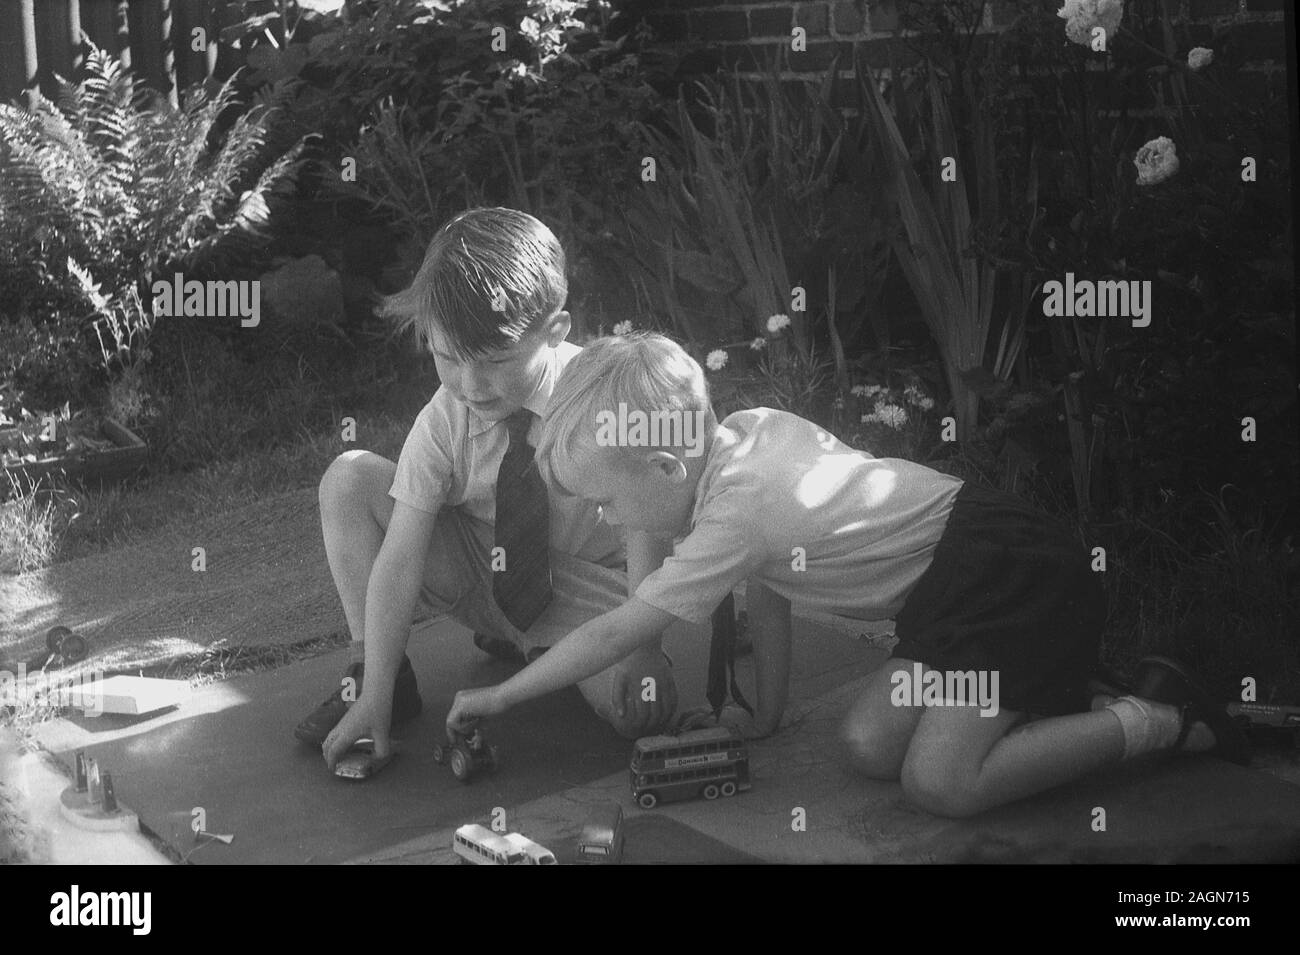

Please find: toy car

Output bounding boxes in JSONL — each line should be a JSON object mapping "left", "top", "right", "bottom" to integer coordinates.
{"left": 333, "top": 739, "right": 394, "bottom": 780}
{"left": 27, "top": 626, "right": 89, "bottom": 671}
{"left": 433, "top": 728, "right": 498, "bottom": 782}
{"left": 575, "top": 803, "right": 625, "bottom": 864}
{"left": 1228, "top": 702, "right": 1300, "bottom": 746}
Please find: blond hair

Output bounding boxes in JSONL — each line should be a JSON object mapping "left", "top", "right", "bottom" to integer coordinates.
{"left": 536, "top": 332, "right": 716, "bottom": 489}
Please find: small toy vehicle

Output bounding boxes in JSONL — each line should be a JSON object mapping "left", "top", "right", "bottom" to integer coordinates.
{"left": 1228, "top": 702, "right": 1300, "bottom": 747}
{"left": 433, "top": 728, "right": 498, "bottom": 782}
{"left": 452, "top": 823, "right": 555, "bottom": 865}
{"left": 27, "top": 626, "right": 89, "bottom": 671}
{"left": 575, "top": 803, "right": 624, "bottom": 864}
{"left": 333, "top": 739, "right": 394, "bottom": 780}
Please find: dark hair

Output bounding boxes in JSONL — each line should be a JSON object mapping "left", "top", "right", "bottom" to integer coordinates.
{"left": 378, "top": 207, "right": 567, "bottom": 359}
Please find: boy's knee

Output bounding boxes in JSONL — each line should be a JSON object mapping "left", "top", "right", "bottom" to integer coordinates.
{"left": 900, "top": 762, "right": 981, "bottom": 819}
{"left": 320, "top": 450, "right": 384, "bottom": 512}
{"left": 839, "top": 719, "right": 902, "bottom": 779}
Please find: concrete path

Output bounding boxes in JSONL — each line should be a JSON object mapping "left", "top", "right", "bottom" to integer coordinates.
{"left": 29, "top": 612, "right": 1300, "bottom": 864}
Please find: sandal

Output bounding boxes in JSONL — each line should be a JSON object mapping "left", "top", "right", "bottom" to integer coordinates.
{"left": 1135, "top": 656, "right": 1251, "bottom": 765}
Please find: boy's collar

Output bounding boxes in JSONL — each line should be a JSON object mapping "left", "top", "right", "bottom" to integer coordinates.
{"left": 464, "top": 347, "right": 558, "bottom": 437}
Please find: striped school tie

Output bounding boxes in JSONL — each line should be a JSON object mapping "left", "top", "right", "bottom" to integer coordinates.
{"left": 492, "top": 408, "right": 553, "bottom": 632}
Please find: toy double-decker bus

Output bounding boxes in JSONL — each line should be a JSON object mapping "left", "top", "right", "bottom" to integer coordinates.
{"left": 629, "top": 727, "right": 751, "bottom": 809}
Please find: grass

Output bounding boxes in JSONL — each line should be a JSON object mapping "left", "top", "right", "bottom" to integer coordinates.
{"left": 0, "top": 413, "right": 411, "bottom": 568}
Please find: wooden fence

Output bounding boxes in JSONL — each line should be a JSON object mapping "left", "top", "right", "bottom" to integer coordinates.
{"left": 0, "top": 0, "right": 233, "bottom": 106}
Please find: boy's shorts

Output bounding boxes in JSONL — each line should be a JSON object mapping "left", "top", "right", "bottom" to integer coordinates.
{"left": 891, "top": 482, "right": 1107, "bottom": 717}
{"left": 412, "top": 506, "right": 627, "bottom": 656}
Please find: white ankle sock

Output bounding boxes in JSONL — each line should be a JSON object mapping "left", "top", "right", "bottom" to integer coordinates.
{"left": 1106, "top": 696, "right": 1180, "bottom": 759}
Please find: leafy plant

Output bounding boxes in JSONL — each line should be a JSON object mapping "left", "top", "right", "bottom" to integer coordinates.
{"left": 855, "top": 51, "right": 1032, "bottom": 447}
{"left": 0, "top": 44, "right": 310, "bottom": 409}
{"left": 618, "top": 58, "right": 893, "bottom": 393}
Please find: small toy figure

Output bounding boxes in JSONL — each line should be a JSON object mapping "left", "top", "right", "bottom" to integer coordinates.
{"left": 433, "top": 728, "right": 498, "bottom": 782}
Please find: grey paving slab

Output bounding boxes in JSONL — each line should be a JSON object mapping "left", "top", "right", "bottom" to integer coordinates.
{"left": 32, "top": 609, "right": 879, "bottom": 864}
{"left": 34, "top": 603, "right": 1299, "bottom": 865}
{"left": 357, "top": 655, "right": 1300, "bottom": 866}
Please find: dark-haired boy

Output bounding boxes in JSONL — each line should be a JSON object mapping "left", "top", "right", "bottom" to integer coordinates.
{"left": 301, "top": 208, "right": 677, "bottom": 773}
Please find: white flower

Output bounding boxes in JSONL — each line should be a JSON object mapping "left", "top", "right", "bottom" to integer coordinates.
{"left": 612, "top": 320, "right": 633, "bottom": 335}
{"left": 863, "top": 384, "right": 885, "bottom": 397}
{"left": 903, "top": 385, "right": 935, "bottom": 411}
{"left": 766, "top": 313, "right": 791, "bottom": 334}
{"left": 1058, "top": 0, "right": 1124, "bottom": 48}
{"left": 850, "top": 385, "right": 868, "bottom": 397}
{"left": 705, "top": 349, "right": 728, "bottom": 371}
{"left": 1134, "top": 136, "right": 1180, "bottom": 186}
{"left": 1187, "top": 47, "right": 1213, "bottom": 71}
{"left": 749, "top": 337, "right": 767, "bottom": 350}
{"left": 874, "top": 404, "right": 908, "bottom": 430}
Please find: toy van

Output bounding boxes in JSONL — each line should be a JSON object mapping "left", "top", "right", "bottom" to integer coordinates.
{"left": 453, "top": 824, "right": 556, "bottom": 865}
{"left": 575, "top": 803, "right": 624, "bottom": 864}
{"left": 502, "top": 832, "right": 558, "bottom": 865}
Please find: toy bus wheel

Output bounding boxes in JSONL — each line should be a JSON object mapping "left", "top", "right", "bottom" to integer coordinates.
{"left": 59, "top": 633, "right": 88, "bottom": 663}
{"left": 450, "top": 749, "right": 472, "bottom": 781}
{"left": 702, "top": 784, "right": 720, "bottom": 800}
{"left": 720, "top": 781, "right": 737, "bottom": 797}
{"left": 637, "top": 792, "right": 658, "bottom": 809}
{"left": 46, "top": 626, "right": 74, "bottom": 653}
{"left": 432, "top": 744, "right": 446, "bottom": 764}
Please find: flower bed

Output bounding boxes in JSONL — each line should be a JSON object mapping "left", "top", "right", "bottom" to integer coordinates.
{"left": 1, "top": 412, "right": 146, "bottom": 489}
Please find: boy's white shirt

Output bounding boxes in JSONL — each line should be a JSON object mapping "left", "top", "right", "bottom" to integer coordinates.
{"left": 632, "top": 408, "right": 964, "bottom": 625}
{"left": 389, "top": 340, "right": 624, "bottom": 566}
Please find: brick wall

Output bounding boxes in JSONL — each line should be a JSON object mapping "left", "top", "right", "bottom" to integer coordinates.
{"left": 619, "top": 0, "right": 1290, "bottom": 86}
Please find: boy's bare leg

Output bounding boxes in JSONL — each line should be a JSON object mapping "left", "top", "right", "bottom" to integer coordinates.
{"left": 319, "top": 450, "right": 398, "bottom": 647}
{"left": 838, "top": 658, "right": 928, "bottom": 779}
{"left": 844, "top": 657, "right": 1219, "bottom": 817}
{"left": 843, "top": 661, "right": 1124, "bottom": 815}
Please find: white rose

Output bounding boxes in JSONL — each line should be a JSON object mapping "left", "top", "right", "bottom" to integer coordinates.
{"left": 766, "top": 313, "right": 791, "bottom": 334}
{"left": 1134, "top": 136, "right": 1180, "bottom": 186}
{"left": 1058, "top": 0, "right": 1124, "bottom": 48}
{"left": 705, "top": 349, "right": 728, "bottom": 371}
{"left": 1187, "top": 47, "right": 1213, "bottom": 71}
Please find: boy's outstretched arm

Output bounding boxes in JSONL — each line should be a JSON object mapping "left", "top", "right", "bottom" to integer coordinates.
{"left": 446, "top": 596, "right": 677, "bottom": 732}
{"left": 609, "top": 529, "right": 677, "bottom": 728}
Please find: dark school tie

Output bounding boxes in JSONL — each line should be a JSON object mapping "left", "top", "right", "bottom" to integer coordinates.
{"left": 492, "top": 408, "right": 553, "bottom": 632}
{"left": 706, "top": 591, "right": 753, "bottom": 719}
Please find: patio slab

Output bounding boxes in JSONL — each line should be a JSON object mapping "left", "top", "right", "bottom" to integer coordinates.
{"left": 30, "top": 610, "right": 1300, "bottom": 864}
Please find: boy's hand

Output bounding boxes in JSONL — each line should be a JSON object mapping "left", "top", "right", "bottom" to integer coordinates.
{"left": 612, "top": 648, "right": 677, "bottom": 736}
{"left": 323, "top": 696, "right": 391, "bottom": 771}
{"left": 674, "top": 703, "right": 772, "bottom": 740}
{"left": 446, "top": 685, "right": 507, "bottom": 736}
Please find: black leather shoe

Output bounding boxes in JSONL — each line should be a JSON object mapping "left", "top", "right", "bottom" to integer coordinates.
{"left": 473, "top": 632, "right": 526, "bottom": 663}
{"left": 293, "top": 655, "right": 422, "bottom": 746}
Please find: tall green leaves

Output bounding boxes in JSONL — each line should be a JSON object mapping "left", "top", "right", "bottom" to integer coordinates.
{"left": 856, "top": 56, "right": 1026, "bottom": 443}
